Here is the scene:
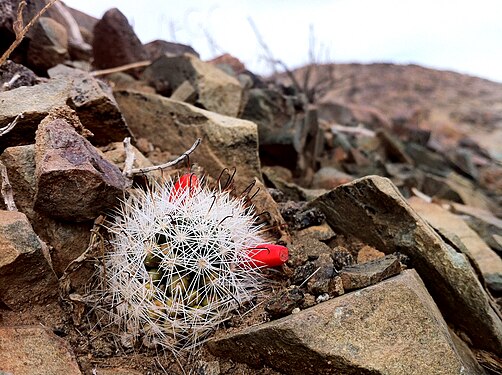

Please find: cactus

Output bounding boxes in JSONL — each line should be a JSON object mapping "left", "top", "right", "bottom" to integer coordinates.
{"left": 102, "top": 174, "right": 269, "bottom": 351}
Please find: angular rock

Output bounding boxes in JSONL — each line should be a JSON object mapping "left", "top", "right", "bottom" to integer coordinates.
{"left": 265, "top": 286, "right": 304, "bottom": 319}
{"left": 209, "top": 270, "right": 483, "bottom": 375}
{"left": 288, "top": 232, "right": 333, "bottom": 268}
{"left": 114, "top": 89, "right": 259, "bottom": 187}
{"left": 0, "top": 144, "right": 93, "bottom": 276}
{"left": 143, "top": 39, "right": 199, "bottom": 61}
{"left": 241, "top": 88, "right": 322, "bottom": 178}
{"left": 409, "top": 197, "right": 502, "bottom": 293}
{"left": 92, "top": 8, "right": 147, "bottom": 71}
{"left": 0, "top": 326, "right": 81, "bottom": 375}
{"left": 0, "top": 211, "right": 58, "bottom": 309}
{"left": 34, "top": 116, "right": 129, "bottom": 221}
{"left": 0, "top": 60, "right": 38, "bottom": 90}
{"left": 26, "top": 17, "right": 69, "bottom": 73}
{"left": 142, "top": 54, "right": 243, "bottom": 117}
{"left": 48, "top": 64, "right": 133, "bottom": 144}
{"left": 307, "top": 253, "right": 335, "bottom": 295}
{"left": 340, "top": 254, "right": 402, "bottom": 291}
{"left": 311, "top": 175, "right": 502, "bottom": 355}
{"left": 0, "top": 78, "right": 71, "bottom": 151}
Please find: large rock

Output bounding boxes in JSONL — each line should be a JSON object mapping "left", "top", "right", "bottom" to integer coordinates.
{"left": 0, "top": 144, "right": 93, "bottom": 277}
{"left": 92, "top": 8, "right": 147, "bottom": 71}
{"left": 0, "top": 75, "right": 132, "bottom": 151}
{"left": 114, "top": 89, "right": 259, "bottom": 187}
{"left": 208, "top": 270, "right": 483, "bottom": 375}
{"left": 34, "top": 115, "right": 129, "bottom": 221}
{"left": 26, "top": 17, "right": 69, "bottom": 73}
{"left": 0, "top": 326, "right": 81, "bottom": 375}
{"left": 48, "top": 64, "right": 133, "bottom": 144}
{"left": 311, "top": 175, "right": 502, "bottom": 355}
{"left": 0, "top": 210, "right": 58, "bottom": 309}
{"left": 241, "top": 87, "right": 322, "bottom": 180}
{"left": 409, "top": 197, "right": 502, "bottom": 293}
{"left": 143, "top": 39, "right": 199, "bottom": 60}
{"left": 141, "top": 53, "right": 243, "bottom": 117}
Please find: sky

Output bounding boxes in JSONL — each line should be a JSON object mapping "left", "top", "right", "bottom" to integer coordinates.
{"left": 64, "top": 0, "right": 502, "bottom": 83}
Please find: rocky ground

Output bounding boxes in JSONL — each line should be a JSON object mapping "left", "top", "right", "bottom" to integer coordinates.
{"left": 1, "top": 1, "right": 502, "bottom": 375}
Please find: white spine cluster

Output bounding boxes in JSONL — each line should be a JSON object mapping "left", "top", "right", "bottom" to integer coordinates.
{"left": 104, "top": 177, "right": 267, "bottom": 351}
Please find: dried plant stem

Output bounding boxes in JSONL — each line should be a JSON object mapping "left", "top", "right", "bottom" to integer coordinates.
{"left": 0, "top": 0, "right": 60, "bottom": 66}
{"left": 0, "top": 113, "right": 23, "bottom": 137}
{"left": 2, "top": 73, "right": 20, "bottom": 91}
{"left": 122, "top": 137, "right": 135, "bottom": 176}
{"left": 90, "top": 60, "right": 151, "bottom": 77}
{"left": 0, "top": 161, "right": 17, "bottom": 211}
{"left": 124, "top": 138, "right": 202, "bottom": 178}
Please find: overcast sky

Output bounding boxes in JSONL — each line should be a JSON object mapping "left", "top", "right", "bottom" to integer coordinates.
{"left": 64, "top": 0, "right": 502, "bottom": 83}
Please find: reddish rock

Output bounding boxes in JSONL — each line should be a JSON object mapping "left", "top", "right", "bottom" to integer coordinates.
{"left": 0, "top": 210, "right": 58, "bottom": 309}
{"left": 209, "top": 53, "right": 246, "bottom": 75}
{"left": 0, "top": 326, "right": 81, "bottom": 375}
{"left": 92, "top": 8, "right": 147, "bottom": 71}
{"left": 34, "top": 116, "right": 130, "bottom": 222}
{"left": 311, "top": 166, "right": 353, "bottom": 189}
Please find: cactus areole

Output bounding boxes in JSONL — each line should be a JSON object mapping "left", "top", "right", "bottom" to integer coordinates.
{"left": 103, "top": 173, "right": 288, "bottom": 352}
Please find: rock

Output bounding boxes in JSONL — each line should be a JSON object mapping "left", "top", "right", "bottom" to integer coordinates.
{"left": 92, "top": 8, "right": 147, "bottom": 71}
{"left": 0, "top": 326, "right": 81, "bottom": 375}
{"left": 0, "top": 78, "right": 71, "bottom": 151}
{"left": 26, "top": 17, "right": 69, "bottom": 73}
{"left": 0, "top": 211, "right": 58, "bottom": 309}
{"left": 422, "top": 172, "right": 494, "bottom": 212}
{"left": 279, "top": 201, "right": 325, "bottom": 230}
{"left": 103, "top": 72, "right": 155, "bottom": 94}
{"left": 297, "top": 222, "right": 336, "bottom": 241}
{"left": 310, "top": 175, "right": 502, "bottom": 355}
{"left": 409, "top": 197, "right": 502, "bottom": 293}
{"left": 405, "top": 143, "right": 452, "bottom": 177}
{"left": 241, "top": 88, "right": 322, "bottom": 178}
{"left": 114, "top": 89, "right": 259, "bottom": 188}
{"left": 376, "top": 129, "right": 414, "bottom": 164}
{"left": 0, "top": 144, "right": 93, "bottom": 277}
{"left": 318, "top": 101, "right": 392, "bottom": 129}
{"left": 265, "top": 286, "right": 304, "bottom": 319}
{"left": 340, "top": 254, "right": 402, "bottom": 291}
{"left": 451, "top": 203, "right": 502, "bottom": 254}
{"left": 208, "top": 270, "right": 483, "bottom": 375}
{"left": 306, "top": 253, "right": 335, "bottom": 295}
{"left": 92, "top": 368, "right": 142, "bottom": 375}
{"left": 357, "top": 245, "right": 385, "bottom": 263}
{"left": 141, "top": 54, "right": 243, "bottom": 117}
{"left": 209, "top": 53, "right": 247, "bottom": 75}
{"left": 48, "top": 64, "right": 133, "bottom": 145}
{"left": 331, "top": 246, "right": 355, "bottom": 270}
{"left": 311, "top": 166, "right": 354, "bottom": 189}
{"left": 34, "top": 115, "right": 129, "bottom": 221}
{"left": 288, "top": 232, "right": 333, "bottom": 268}
{"left": 0, "top": 60, "right": 38, "bottom": 90}
{"left": 143, "top": 39, "right": 199, "bottom": 60}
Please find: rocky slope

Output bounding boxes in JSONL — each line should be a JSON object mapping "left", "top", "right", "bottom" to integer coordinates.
{"left": 0, "top": 1, "right": 501, "bottom": 374}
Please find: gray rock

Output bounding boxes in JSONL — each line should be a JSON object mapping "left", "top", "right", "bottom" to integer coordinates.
{"left": 311, "top": 166, "right": 354, "bottom": 190}
{"left": 310, "top": 175, "right": 502, "bottom": 355}
{"left": 34, "top": 116, "right": 129, "bottom": 221}
{"left": 92, "top": 8, "right": 147, "bottom": 71}
{"left": 0, "top": 326, "right": 81, "bottom": 375}
{"left": 0, "top": 210, "right": 58, "bottom": 309}
{"left": 409, "top": 197, "right": 502, "bottom": 294}
{"left": 48, "top": 64, "right": 133, "bottom": 144}
{"left": 0, "top": 60, "right": 38, "bottom": 90}
{"left": 265, "top": 286, "right": 304, "bottom": 319}
{"left": 241, "top": 88, "right": 322, "bottom": 179}
{"left": 340, "top": 254, "right": 402, "bottom": 291}
{"left": 26, "top": 17, "right": 69, "bottom": 73}
{"left": 143, "top": 39, "right": 199, "bottom": 60}
{"left": 209, "top": 270, "right": 483, "bottom": 375}
{"left": 142, "top": 54, "right": 243, "bottom": 117}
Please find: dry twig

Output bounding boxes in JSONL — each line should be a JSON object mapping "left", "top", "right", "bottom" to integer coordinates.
{"left": 2, "top": 73, "right": 20, "bottom": 91}
{"left": 122, "top": 137, "right": 135, "bottom": 176}
{"left": 0, "top": 0, "right": 60, "bottom": 66}
{"left": 90, "top": 60, "right": 151, "bottom": 77}
{"left": 123, "top": 138, "right": 202, "bottom": 178}
{"left": 0, "top": 113, "right": 23, "bottom": 137}
{"left": 0, "top": 161, "right": 17, "bottom": 211}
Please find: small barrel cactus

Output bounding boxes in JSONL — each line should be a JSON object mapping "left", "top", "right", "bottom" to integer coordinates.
{"left": 103, "top": 174, "right": 275, "bottom": 351}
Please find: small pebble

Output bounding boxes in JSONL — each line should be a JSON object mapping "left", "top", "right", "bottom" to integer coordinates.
{"left": 316, "top": 293, "right": 330, "bottom": 303}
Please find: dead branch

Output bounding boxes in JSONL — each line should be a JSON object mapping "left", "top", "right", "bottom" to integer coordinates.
{"left": 122, "top": 137, "right": 135, "bottom": 176}
{"left": 0, "top": 161, "right": 17, "bottom": 211}
{"left": 124, "top": 138, "right": 202, "bottom": 178}
{"left": 0, "top": 113, "right": 23, "bottom": 137}
{"left": 2, "top": 73, "right": 20, "bottom": 91}
{"left": 52, "top": 1, "right": 91, "bottom": 52}
{"left": 0, "top": 0, "right": 60, "bottom": 66}
{"left": 90, "top": 60, "right": 151, "bottom": 77}
{"left": 331, "top": 124, "right": 375, "bottom": 137}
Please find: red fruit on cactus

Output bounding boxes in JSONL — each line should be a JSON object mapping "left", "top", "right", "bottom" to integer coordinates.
{"left": 170, "top": 173, "right": 200, "bottom": 201}
{"left": 247, "top": 243, "right": 289, "bottom": 268}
